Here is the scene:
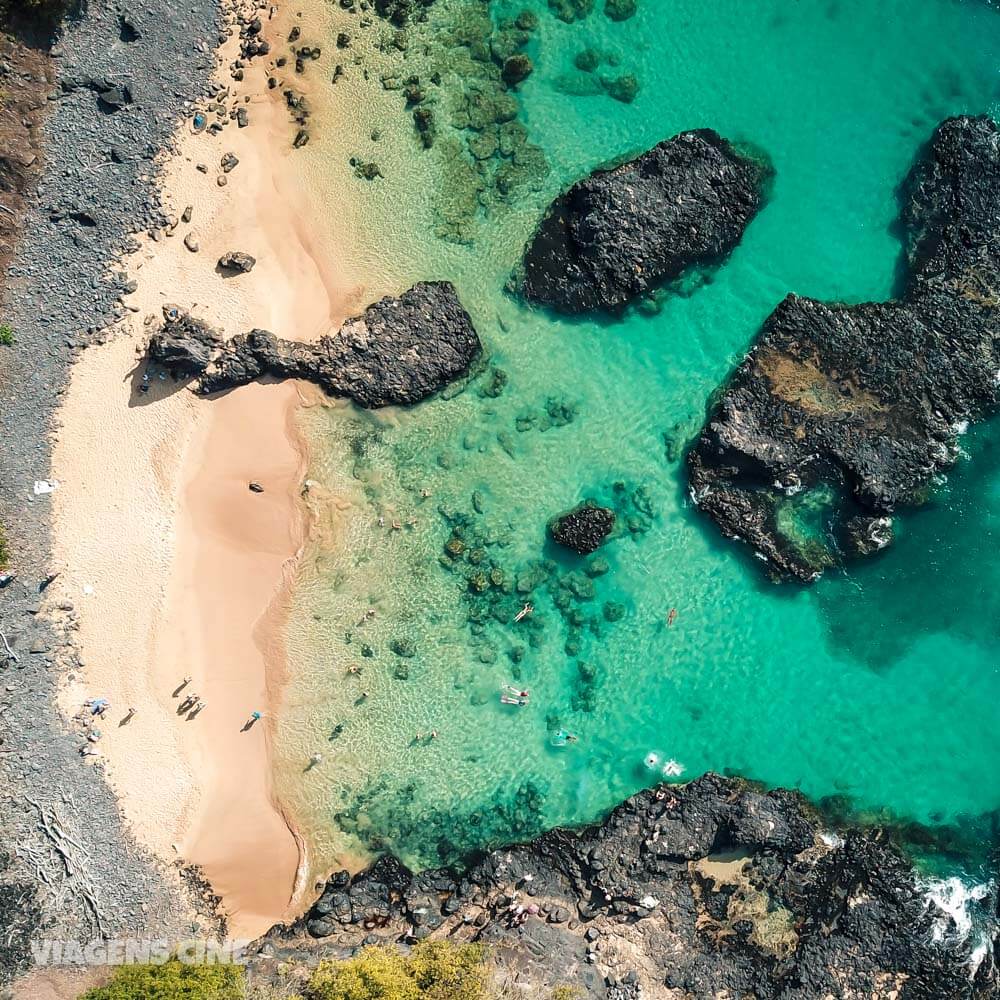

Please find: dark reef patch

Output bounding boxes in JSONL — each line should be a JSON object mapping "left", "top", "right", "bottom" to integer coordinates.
{"left": 548, "top": 501, "right": 615, "bottom": 554}
{"left": 147, "top": 281, "right": 481, "bottom": 409}
{"left": 690, "top": 115, "right": 1000, "bottom": 582}
{"left": 515, "top": 128, "right": 772, "bottom": 313}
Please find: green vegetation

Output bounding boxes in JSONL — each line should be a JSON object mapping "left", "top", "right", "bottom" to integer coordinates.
{"left": 302, "top": 942, "right": 488, "bottom": 1000}
{"left": 80, "top": 961, "right": 245, "bottom": 1000}
{"left": 0, "top": 324, "right": 13, "bottom": 346}
{"left": 0, "top": 524, "right": 8, "bottom": 570}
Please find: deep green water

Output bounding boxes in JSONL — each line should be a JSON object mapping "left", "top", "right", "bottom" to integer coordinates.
{"left": 275, "top": 0, "right": 1000, "bottom": 881}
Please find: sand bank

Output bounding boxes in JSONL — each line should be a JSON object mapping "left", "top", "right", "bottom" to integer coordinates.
{"left": 50, "top": 3, "right": 351, "bottom": 938}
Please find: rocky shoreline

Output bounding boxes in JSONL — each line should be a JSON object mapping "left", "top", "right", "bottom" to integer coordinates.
{"left": 252, "top": 773, "right": 998, "bottom": 998}
{"left": 689, "top": 115, "right": 1000, "bottom": 582}
{"left": 0, "top": 0, "right": 227, "bottom": 981}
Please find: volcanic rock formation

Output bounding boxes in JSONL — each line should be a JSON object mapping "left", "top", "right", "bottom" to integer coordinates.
{"left": 516, "top": 128, "right": 771, "bottom": 313}
{"left": 147, "top": 281, "right": 481, "bottom": 408}
{"left": 689, "top": 116, "right": 1000, "bottom": 581}
{"left": 260, "top": 773, "right": 995, "bottom": 999}
{"left": 549, "top": 501, "right": 616, "bottom": 554}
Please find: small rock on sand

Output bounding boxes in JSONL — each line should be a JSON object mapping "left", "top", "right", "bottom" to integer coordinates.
{"left": 217, "top": 251, "right": 256, "bottom": 273}
{"left": 183, "top": 232, "right": 199, "bottom": 253}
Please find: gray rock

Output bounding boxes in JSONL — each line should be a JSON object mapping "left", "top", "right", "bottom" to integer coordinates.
{"left": 147, "top": 281, "right": 481, "bottom": 409}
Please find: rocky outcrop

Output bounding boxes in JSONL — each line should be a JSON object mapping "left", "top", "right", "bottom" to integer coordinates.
{"left": 147, "top": 281, "right": 482, "bottom": 409}
{"left": 258, "top": 774, "right": 996, "bottom": 998}
{"left": 689, "top": 116, "right": 1000, "bottom": 581}
{"left": 549, "top": 501, "right": 615, "bottom": 554}
{"left": 516, "top": 129, "right": 771, "bottom": 313}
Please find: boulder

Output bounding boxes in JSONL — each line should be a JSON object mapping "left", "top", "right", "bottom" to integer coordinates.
{"left": 217, "top": 251, "right": 256, "bottom": 273}
{"left": 146, "top": 282, "right": 481, "bottom": 409}
{"left": 549, "top": 502, "right": 615, "bottom": 554}
{"left": 516, "top": 129, "right": 770, "bottom": 313}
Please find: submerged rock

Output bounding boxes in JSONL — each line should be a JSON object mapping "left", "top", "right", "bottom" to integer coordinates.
{"left": 516, "top": 129, "right": 771, "bottom": 313}
{"left": 689, "top": 116, "right": 1000, "bottom": 581}
{"left": 280, "top": 773, "right": 991, "bottom": 998}
{"left": 147, "top": 281, "right": 481, "bottom": 408}
{"left": 549, "top": 501, "right": 615, "bottom": 554}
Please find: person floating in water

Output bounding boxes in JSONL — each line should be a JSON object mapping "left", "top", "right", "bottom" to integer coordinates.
{"left": 503, "top": 684, "right": 529, "bottom": 698}
{"left": 514, "top": 603, "right": 533, "bottom": 623}
{"left": 551, "top": 730, "right": 578, "bottom": 747}
{"left": 501, "top": 694, "right": 528, "bottom": 706}
{"left": 667, "top": 608, "right": 677, "bottom": 627}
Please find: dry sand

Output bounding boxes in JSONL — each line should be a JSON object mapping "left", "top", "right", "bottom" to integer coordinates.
{"left": 50, "top": 4, "right": 352, "bottom": 939}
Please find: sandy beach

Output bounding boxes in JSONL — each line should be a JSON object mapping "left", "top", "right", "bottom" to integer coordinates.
{"left": 49, "top": 2, "right": 348, "bottom": 938}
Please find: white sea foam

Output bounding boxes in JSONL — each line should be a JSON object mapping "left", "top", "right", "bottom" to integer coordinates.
{"left": 662, "top": 759, "right": 685, "bottom": 778}
{"left": 921, "top": 876, "right": 991, "bottom": 944}
{"left": 818, "top": 831, "right": 844, "bottom": 849}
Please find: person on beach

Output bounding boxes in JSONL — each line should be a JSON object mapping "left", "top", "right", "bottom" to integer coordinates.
{"left": 243, "top": 710, "right": 262, "bottom": 730}
{"left": 172, "top": 677, "right": 192, "bottom": 697}
{"left": 121, "top": 707, "right": 135, "bottom": 724}
{"left": 189, "top": 701, "right": 205, "bottom": 718}
{"left": 87, "top": 698, "right": 109, "bottom": 716}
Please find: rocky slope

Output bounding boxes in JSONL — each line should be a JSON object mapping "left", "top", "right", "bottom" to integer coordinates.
{"left": 689, "top": 115, "right": 1000, "bottom": 581}
{"left": 516, "top": 129, "right": 771, "bottom": 313}
{"left": 147, "top": 281, "right": 482, "bottom": 408}
{"left": 253, "top": 773, "right": 997, "bottom": 999}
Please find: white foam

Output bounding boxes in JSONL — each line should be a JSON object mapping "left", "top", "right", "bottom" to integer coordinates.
{"left": 662, "top": 759, "right": 685, "bottom": 778}
{"left": 819, "top": 831, "right": 844, "bottom": 849}
{"left": 921, "top": 876, "right": 990, "bottom": 944}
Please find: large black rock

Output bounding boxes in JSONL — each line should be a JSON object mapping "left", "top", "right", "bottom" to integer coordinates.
{"left": 549, "top": 501, "right": 615, "bottom": 554}
{"left": 516, "top": 129, "right": 771, "bottom": 313}
{"left": 689, "top": 116, "right": 1000, "bottom": 581}
{"left": 147, "top": 281, "right": 481, "bottom": 409}
{"left": 273, "top": 773, "right": 995, "bottom": 999}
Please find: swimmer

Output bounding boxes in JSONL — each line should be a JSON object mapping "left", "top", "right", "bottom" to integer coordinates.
{"left": 504, "top": 684, "right": 529, "bottom": 698}
{"left": 667, "top": 608, "right": 677, "bottom": 627}
{"left": 347, "top": 665, "right": 362, "bottom": 675}
{"left": 662, "top": 758, "right": 685, "bottom": 777}
{"left": 391, "top": 521, "right": 402, "bottom": 531}
{"left": 644, "top": 752, "right": 661, "bottom": 770}
{"left": 419, "top": 488, "right": 431, "bottom": 498}
{"left": 513, "top": 603, "right": 533, "bottom": 623}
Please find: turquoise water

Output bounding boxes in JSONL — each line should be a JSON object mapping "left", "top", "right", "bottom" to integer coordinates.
{"left": 275, "top": 0, "right": 1000, "bottom": 876}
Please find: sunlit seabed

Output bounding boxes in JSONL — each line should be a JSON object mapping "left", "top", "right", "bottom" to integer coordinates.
{"left": 272, "top": 0, "right": 1000, "bottom": 880}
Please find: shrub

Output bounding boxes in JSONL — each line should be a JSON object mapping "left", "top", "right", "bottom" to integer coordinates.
{"left": 79, "top": 961, "right": 246, "bottom": 1000}
{"left": 0, "top": 325, "right": 13, "bottom": 346}
{"left": 303, "top": 941, "right": 488, "bottom": 1000}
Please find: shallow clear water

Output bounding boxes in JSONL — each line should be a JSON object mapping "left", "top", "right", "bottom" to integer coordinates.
{"left": 274, "top": 0, "right": 1000, "bottom": 876}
